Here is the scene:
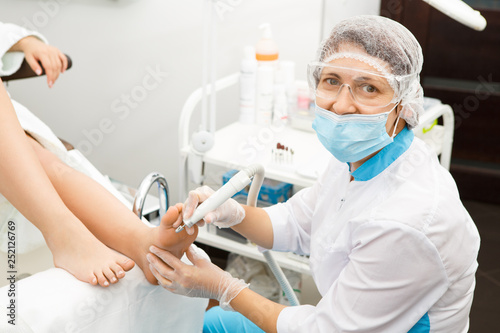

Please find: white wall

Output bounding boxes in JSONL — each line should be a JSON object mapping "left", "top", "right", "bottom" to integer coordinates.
{"left": 1, "top": 0, "right": 378, "bottom": 202}
{"left": 322, "top": 0, "right": 381, "bottom": 39}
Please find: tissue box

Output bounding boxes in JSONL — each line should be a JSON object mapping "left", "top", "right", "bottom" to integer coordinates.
{"left": 222, "top": 170, "right": 293, "bottom": 204}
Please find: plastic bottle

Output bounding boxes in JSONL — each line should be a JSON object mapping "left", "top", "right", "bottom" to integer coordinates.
{"left": 273, "top": 84, "right": 287, "bottom": 126}
{"left": 256, "top": 65, "right": 274, "bottom": 126}
{"left": 239, "top": 46, "right": 258, "bottom": 124}
{"left": 280, "top": 60, "right": 297, "bottom": 115}
{"left": 255, "top": 23, "right": 278, "bottom": 126}
{"left": 255, "top": 23, "right": 279, "bottom": 64}
{"left": 273, "top": 67, "right": 288, "bottom": 126}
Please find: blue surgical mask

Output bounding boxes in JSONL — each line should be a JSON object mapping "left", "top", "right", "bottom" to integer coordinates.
{"left": 312, "top": 104, "right": 399, "bottom": 163}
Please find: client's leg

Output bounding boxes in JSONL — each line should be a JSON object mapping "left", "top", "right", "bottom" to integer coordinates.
{"left": 28, "top": 136, "right": 197, "bottom": 284}
{"left": 22, "top": 136, "right": 135, "bottom": 286}
{"left": 43, "top": 214, "right": 135, "bottom": 287}
{"left": 0, "top": 84, "right": 134, "bottom": 287}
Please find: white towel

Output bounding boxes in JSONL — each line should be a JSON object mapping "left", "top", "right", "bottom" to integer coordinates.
{"left": 0, "top": 253, "right": 208, "bottom": 333}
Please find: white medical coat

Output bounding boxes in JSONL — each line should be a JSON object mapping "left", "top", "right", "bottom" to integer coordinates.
{"left": 265, "top": 127, "right": 480, "bottom": 333}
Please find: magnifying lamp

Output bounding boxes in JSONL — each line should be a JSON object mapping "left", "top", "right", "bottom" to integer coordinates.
{"left": 422, "top": 0, "right": 487, "bottom": 31}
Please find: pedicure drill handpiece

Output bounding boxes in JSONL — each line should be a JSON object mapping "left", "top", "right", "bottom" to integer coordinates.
{"left": 175, "top": 168, "right": 253, "bottom": 233}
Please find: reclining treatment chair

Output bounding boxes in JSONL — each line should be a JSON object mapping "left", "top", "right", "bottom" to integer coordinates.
{"left": 0, "top": 56, "right": 208, "bottom": 333}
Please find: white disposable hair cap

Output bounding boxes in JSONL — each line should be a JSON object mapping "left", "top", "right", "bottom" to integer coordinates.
{"left": 317, "top": 15, "right": 424, "bottom": 128}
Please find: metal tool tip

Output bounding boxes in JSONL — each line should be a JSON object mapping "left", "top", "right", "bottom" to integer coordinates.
{"left": 175, "top": 225, "right": 185, "bottom": 233}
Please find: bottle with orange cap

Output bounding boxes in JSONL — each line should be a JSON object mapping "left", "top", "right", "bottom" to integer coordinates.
{"left": 255, "top": 23, "right": 279, "bottom": 63}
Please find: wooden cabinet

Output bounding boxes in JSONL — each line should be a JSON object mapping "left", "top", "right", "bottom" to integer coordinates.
{"left": 380, "top": 0, "right": 500, "bottom": 203}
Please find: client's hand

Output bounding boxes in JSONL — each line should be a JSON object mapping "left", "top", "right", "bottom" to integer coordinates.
{"left": 179, "top": 185, "right": 245, "bottom": 235}
{"left": 9, "top": 36, "right": 68, "bottom": 88}
{"left": 147, "top": 245, "right": 248, "bottom": 311}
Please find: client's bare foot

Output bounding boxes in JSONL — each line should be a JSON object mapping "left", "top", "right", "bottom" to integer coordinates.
{"left": 44, "top": 217, "right": 135, "bottom": 287}
{"left": 133, "top": 203, "right": 198, "bottom": 284}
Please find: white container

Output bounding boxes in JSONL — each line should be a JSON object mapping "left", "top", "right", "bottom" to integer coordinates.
{"left": 239, "top": 46, "right": 258, "bottom": 124}
{"left": 256, "top": 64, "right": 274, "bottom": 126}
{"left": 297, "top": 81, "right": 311, "bottom": 112}
{"left": 289, "top": 81, "right": 315, "bottom": 132}
{"left": 280, "top": 61, "right": 297, "bottom": 112}
{"left": 273, "top": 83, "right": 288, "bottom": 126}
{"left": 255, "top": 23, "right": 279, "bottom": 126}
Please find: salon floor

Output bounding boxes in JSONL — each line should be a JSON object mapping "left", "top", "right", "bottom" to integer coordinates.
{"left": 465, "top": 200, "right": 500, "bottom": 332}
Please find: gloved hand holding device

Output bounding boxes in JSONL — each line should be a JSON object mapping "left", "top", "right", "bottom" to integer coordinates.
{"left": 177, "top": 185, "right": 246, "bottom": 235}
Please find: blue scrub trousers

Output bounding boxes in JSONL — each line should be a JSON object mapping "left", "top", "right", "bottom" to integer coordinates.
{"left": 203, "top": 306, "right": 264, "bottom": 333}
{"left": 203, "top": 306, "right": 430, "bottom": 333}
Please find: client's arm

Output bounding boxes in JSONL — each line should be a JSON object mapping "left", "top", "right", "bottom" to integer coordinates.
{"left": 8, "top": 36, "right": 67, "bottom": 88}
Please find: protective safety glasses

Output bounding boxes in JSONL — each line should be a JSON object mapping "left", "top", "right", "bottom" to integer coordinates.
{"left": 307, "top": 62, "right": 399, "bottom": 109}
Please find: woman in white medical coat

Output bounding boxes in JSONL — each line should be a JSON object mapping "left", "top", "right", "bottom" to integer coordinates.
{"left": 147, "top": 15, "right": 480, "bottom": 333}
